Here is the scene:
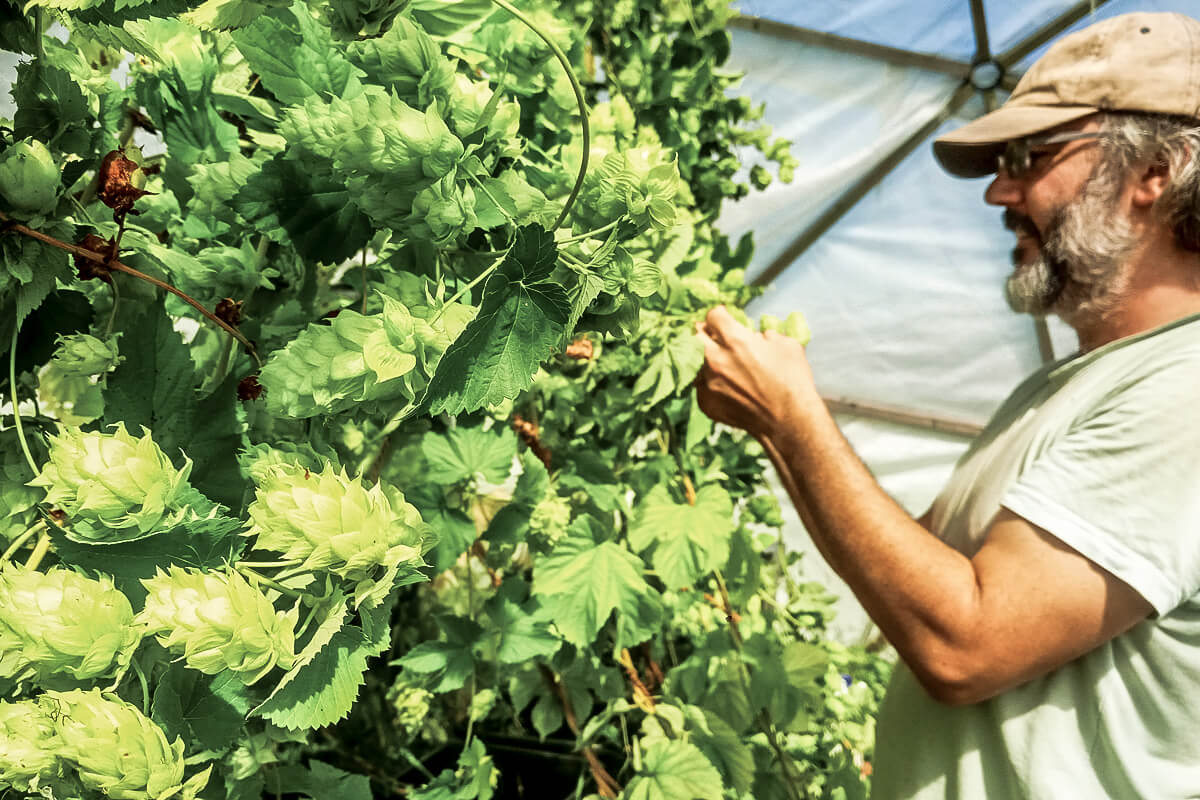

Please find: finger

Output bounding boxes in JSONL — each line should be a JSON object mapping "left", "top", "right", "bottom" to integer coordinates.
{"left": 706, "top": 305, "right": 753, "bottom": 347}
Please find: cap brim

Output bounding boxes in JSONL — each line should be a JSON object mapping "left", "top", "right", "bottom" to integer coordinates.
{"left": 934, "top": 104, "right": 1100, "bottom": 178}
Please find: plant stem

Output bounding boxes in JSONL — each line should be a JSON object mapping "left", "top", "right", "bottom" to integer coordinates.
{"left": 557, "top": 219, "right": 621, "bottom": 245}
{"left": 24, "top": 531, "right": 50, "bottom": 571}
{"left": 435, "top": 255, "right": 504, "bottom": 321}
{"left": 361, "top": 248, "right": 369, "bottom": 315}
{"left": 131, "top": 657, "right": 151, "bottom": 716}
{"left": 235, "top": 564, "right": 304, "bottom": 598}
{"left": 9, "top": 330, "right": 38, "bottom": 476}
{"left": 488, "top": 0, "right": 590, "bottom": 230}
{"left": 0, "top": 521, "right": 43, "bottom": 564}
{"left": 104, "top": 276, "right": 121, "bottom": 337}
{"left": 0, "top": 211, "right": 262, "bottom": 367}
{"left": 713, "top": 570, "right": 805, "bottom": 800}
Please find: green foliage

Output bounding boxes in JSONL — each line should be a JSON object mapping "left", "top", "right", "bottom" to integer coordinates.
{"left": 1, "top": 2, "right": 887, "bottom": 798}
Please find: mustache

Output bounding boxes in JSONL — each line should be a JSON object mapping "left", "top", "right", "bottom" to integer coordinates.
{"left": 1004, "top": 209, "right": 1039, "bottom": 237}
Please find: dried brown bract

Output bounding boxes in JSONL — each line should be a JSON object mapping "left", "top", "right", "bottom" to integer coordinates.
{"left": 237, "top": 375, "right": 264, "bottom": 401}
{"left": 74, "top": 232, "right": 114, "bottom": 282}
{"left": 215, "top": 298, "right": 244, "bottom": 327}
{"left": 97, "top": 149, "right": 154, "bottom": 215}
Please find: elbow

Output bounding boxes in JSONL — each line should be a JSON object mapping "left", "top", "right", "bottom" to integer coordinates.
{"left": 909, "top": 644, "right": 998, "bottom": 707}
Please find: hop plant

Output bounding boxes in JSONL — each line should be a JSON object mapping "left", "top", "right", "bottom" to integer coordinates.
{"left": 0, "top": 138, "right": 59, "bottom": 216}
{"left": 0, "top": 699, "right": 63, "bottom": 794}
{"left": 326, "top": 0, "right": 411, "bottom": 37}
{"left": 0, "top": 564, "right": 142, "bottom": 684}
{"left": 0, "top": 431, "right": 41, "bottom": 542}
{"left": 528, "top": 493, "right": 572, "bottom": 553}
{"left": 245, "top": 463, "right": 429, "bottom": 606}
{"left": 388, "top": 679, "right": 433, "bottom": 739}
{"left": 27, "top": 423, "right": 197, "bottom": 538}
{"left": 409, "top": 174, "right": 477, "bottom": 246}
{"left": 43, "top": 689, "right": 211, "bottom": 800}
{"left": 51, "top": 332, "right": 123, "bottom": 377}
{"left": 139, "top": 566, "right": 298, "bottom": 685}
{"left": 259, "top": 291, "right": 473, "bottom": 419}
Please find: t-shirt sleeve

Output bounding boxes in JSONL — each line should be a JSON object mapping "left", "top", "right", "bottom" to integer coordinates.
{"left": 1000, "top": 361, "right": 1200, "bottom": 616}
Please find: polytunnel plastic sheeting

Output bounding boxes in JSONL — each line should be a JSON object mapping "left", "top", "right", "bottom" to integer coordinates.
{"left": 716, "top": 28, "right": 961, "bottom": 283}
{"left": 734, "top": 0, "right": 977, "bottom": 60}
{"left": 733, "top": 0, "right": 1108, "bottom": 63}
{"left": 1015, "top": 0, "right": 1200, "bottom": 68}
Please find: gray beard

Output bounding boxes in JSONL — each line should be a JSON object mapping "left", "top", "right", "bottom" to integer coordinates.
{"left": 1003, "top": 162, "right": 1138, "bottom": 325}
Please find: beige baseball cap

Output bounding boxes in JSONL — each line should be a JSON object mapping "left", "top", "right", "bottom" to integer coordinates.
{"left": 934, "top": 12, "right": 1200, "bottom": 178}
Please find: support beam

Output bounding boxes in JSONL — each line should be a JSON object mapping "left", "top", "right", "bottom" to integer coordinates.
{"left": 729, "top": 15, "right": 971, "bottom": 79}
{"left": 751, "top": 82, "right": 976, "bottom": 287}
{"left": 996, "top": 0, "right": 1113, "bottom": 68}
{"left": 824, "top": 396, "right": 983, "bottom": 438}
{"left": 968, "top": 0, "right": 992, "bottom": 62}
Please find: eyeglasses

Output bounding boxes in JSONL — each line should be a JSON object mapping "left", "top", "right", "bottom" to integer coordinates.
{"left": 998, "top": 131, "right": 1104, "bottom": 178}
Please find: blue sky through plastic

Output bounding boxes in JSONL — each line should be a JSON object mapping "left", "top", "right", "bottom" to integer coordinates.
{"left": 735, "top": 1, "right": 1200, "bottom": 65}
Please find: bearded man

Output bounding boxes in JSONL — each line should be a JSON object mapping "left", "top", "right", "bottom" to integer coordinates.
{"left": 697, "top": 12, "right": 1200, "bottom": 799}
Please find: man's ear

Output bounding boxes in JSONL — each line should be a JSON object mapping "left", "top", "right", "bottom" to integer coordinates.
{"left": 1131, "top": 157, "right": 1172, "bottom": 208}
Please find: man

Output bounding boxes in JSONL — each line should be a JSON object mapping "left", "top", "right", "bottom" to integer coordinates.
{"left": 696, "top": 12, "right": 1200, "bottom": 800}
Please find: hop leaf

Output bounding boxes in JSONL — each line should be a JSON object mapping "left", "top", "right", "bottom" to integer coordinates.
{"left": 245, "top": 463, "right": 429, "bottom": 606}
{"left": 0, "top": 138, "right": 59, "bottom": 216}
{"left": 0, "top": 564, "right": 142, "bottom": 684}
{"left": 51, "top": 332, "right": 123, "bottom": 377}
{"left": 0, "top": 699, "right": 62, "bottom": 794}
{"left": 28, "top": 423, "right": 199, "bottom": 539}
{"left": 139, "top": 566, "right": 298, "bottom": 685}
{"left": 44, "top": 688, "right": 211, "bottom": 800}
{"left": 327, "top": 0, "right": 411, "bottom": 37}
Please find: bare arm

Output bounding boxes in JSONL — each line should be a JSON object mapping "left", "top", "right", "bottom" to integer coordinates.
{"left": 699, "top": 308, "right": 1151, "bottom": 704}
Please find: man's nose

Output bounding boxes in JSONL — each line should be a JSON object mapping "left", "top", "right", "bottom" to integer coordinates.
{"left": 984, "top": 169, "right": 1023, "bottom": 207}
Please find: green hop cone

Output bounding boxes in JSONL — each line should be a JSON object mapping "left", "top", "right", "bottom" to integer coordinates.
{"left": 759, "top": 311, "right": 811, "bottom": 346}
{"left": 0, "top": 564, "right": 142, "bottom": 684}
{"left": 43, "top": 689, "right": 211, "bottom": 800}
{"left": 0, "top": 699, "right": 63, "bottom": 794}
{"left": 139, "top": 566, "right": 298, "bottom": 685}
{"left": 245, "top": 462, "right": 429, "bottom": 606}
{"left": 528, "top": 493, "right": 571, "bottom": 553}
{"left": 51, "top": 333, "right": 124, "bottom": 378}
{"left": 28, "top": 423, "right": 197, "bottom": 538}
{"left": 0, "top": 138, "right": 60, "bottom": 216}
{"left": 409, "top": 173, "right": 477, "bottom": 246}
{"left": 259, "top": 290, "right": 473, "bottom": 419}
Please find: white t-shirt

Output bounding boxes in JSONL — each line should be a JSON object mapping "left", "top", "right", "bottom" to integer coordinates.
{"left": 871, "top": 313, "right": 1200, "bottom": 799}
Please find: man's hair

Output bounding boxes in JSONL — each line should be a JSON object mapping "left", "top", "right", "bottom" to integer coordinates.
{"left": 1099, "top": 112, "right": 1200, "bottom": 252}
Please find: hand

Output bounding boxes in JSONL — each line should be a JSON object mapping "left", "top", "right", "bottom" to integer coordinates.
{"left": 694, "top": 306, "right": 818, "bottom": 439}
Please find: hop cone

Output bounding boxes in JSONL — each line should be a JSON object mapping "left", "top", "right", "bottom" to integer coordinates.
{"left": 259, "top": 292, "right": 472, "bottom": 419}
{"left": 139, "top": 566, "right": 298, "bottom": 685}
{"left": 0, "top": 564, "right": 141, "bottom": 684}
{"left": 245, "top": 463, "right": 428, "bottom": 605}
{"left": 28, "top": 423, "right": 195, "bottom": 537}
{"left": 44, "top": 689, "right": 211, "bottom": 800}
{"left": 0, "top": 699, "right": 62, "bottom": 794}
{"left": 51, "top": 332, "right": 123, "bottom": 377}
{"left": 0, "top": 138, "right": 59, "bottom": 216}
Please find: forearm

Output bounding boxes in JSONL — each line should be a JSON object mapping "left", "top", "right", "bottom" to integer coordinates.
{"left": 760, "top": 402, "right": 984, "bottom": 697}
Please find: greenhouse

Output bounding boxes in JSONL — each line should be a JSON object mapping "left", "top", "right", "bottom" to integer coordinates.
{"left": 2, "top": 1, "right": 1199, "bottom": 798}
